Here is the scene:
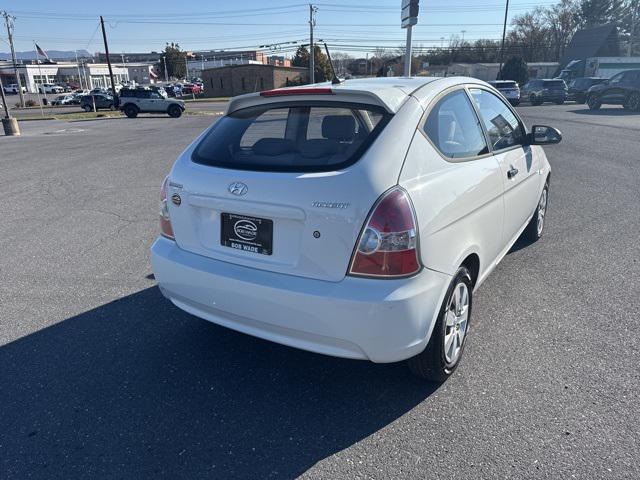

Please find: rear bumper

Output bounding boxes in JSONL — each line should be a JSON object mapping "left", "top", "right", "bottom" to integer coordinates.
{"left": 151, "top": 237, "right": 451, "bottom": 363}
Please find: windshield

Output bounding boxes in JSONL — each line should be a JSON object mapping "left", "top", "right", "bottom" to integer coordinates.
{"left": 544, "top": 80, "right": 566, "bottom": 88}
{"left": 192, "top": 102, "right": 391, "bottom": 172}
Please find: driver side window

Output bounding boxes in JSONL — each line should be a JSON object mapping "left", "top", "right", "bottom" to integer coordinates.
{"left": 469, "top": 88, "right": 525, "bottom": 151}
{"left": 609, "top": 73, "right": 624, "bottom": 84}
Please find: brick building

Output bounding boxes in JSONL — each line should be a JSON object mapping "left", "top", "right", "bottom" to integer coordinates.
{"left": 201, "top": 64, "right": 308, "bottom": 97}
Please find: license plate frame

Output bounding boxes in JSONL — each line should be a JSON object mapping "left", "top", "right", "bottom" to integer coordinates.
{"left": 220, "top": 213, "right": 273, "bottom": 256}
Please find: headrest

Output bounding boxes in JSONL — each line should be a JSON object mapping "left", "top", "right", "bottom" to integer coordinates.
{"left": 252, "top": 138, "right": 295, "bottom": 156}
{"left": 322, "top": 115, "right": 356, "bottom": 140}
{"left": 299, "top": 139, "right": 340, "bottom": 159}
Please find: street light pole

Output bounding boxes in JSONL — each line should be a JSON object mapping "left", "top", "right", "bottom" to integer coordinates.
{"left": 162, "top": 55, "right": 169, "bottom": 81}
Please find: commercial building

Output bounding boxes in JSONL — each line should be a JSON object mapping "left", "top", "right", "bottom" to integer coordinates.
{"left": 425, "top": 62, "right": 559, "bottom": 81}
{"left": 0, "top": 60, "right": 158, "bottom": 92}
{"left": 201, "top": 64, "right": 308, "bottom": 97}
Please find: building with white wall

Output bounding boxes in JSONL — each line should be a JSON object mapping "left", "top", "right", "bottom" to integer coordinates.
{"left": 0, "top": 61, "right": 134, "bottom": 92}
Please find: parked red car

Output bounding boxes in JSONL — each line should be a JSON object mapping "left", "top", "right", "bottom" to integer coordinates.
{"left": 182, "top": 83, "right": 202, "bottom": 94}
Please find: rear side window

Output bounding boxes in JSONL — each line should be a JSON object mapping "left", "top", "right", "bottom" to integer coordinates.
{"left": 543, "top": 80, "right": 566, "bottom": 88}
{"left": 192, "top": 102, "right": 391, "bottom": 172}
{"left": 423, "top": 90, "right": 488, "bottom": 159}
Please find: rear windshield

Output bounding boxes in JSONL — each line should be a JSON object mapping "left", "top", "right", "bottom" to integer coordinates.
{"left": 495, "top": 81, "right": 517, "bottom": 88}
{"left": 192, "top": 102, "right": 391, "bottom": 172}
{"left": 544, "top": 80, "right": 566, "bottom": 88}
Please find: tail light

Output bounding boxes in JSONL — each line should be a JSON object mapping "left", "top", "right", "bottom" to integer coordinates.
{"left": 348, "top": 187, "right": 421, "bottom": 278}
{"left": 159, "top": 176, "right": 174, "bottom": 240}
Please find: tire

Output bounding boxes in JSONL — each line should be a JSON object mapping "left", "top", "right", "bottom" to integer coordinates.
{"left": 109, "top": 105, "right": 116, "bottom": 111}
{"left": 530, "top": 94, "right": 543, "bottom": 106}
{"left": 587, "top": 94, "right": 601, "bottom": 110}
{"left": 407, "top": 267, "right": 473, "bottom": 382}
{"left": 522, "top": 182, "right": 549, "bottom": 243}
{"left": 168, "top": 105, "right": 182, "bottom": 118}
{"left": 623, "top": 92, "right": 640, "bottom": 112}
{"left": 554, "top": 100, "right": 564, "bottom": 105}
{"left": 123, "top": 105, "right": 138, "bottom": 118}
{"left": 82, "top": 104, "right": 92, "bottom": 112}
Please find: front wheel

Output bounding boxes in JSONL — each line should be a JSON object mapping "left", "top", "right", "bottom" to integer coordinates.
{"left": 587, "top": 95, "right": 601, "bottom": 110}
{"left": 123, "top": 105, "right": 138, "bottom": 118}
{"left": 407, "top": 267, "right": 473, "bottom": 382}
{"left": 522, "top": 182, "right": 549, "bottom": 243}
{"left": 554, "top": 100, "right": 564, "bottom": 105}
{"left": 168, "top": 105, "right": 183, "bottom": 118}
{"left": 623, "top": 92, "right": 640, "bottom": 111}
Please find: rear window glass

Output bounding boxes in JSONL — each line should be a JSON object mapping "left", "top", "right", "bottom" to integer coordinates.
{"left": 192, "top": 102, "right": 391, "bottom": 172}
{"left": 494, "top": 81, "right": 517, "bottom": 88}
{"left": 544, "top": 80, "right": 566, "bottom": 88}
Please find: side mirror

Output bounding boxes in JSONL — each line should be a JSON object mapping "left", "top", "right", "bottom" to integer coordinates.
{"left": 527, "top": 125, "right": 562, "bottom": 145}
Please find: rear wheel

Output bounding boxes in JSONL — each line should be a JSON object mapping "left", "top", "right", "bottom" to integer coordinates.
{"left": 168, "top": 105, "right": 182, "bottom": 118}
{"left": 407, "top": 267, "right": 472, "bottom": 382}
{"left": 522, "top": 182, "right": 549, "bottom": 243}
{"left": 554, "top": 100, "right": 564, "bottom": 105}
{"left": 82, "top": 104, "right": 92, "bottom": 112}
{"left": 530, "top": 94, "right": 543, "bottom": 106}
{"left": 124, "top": 105, "right": 138, "bottom": 118}
{"left": 587, "top": 94, "right": 601, "bottom": 110}
{"left": 623, "top": 92, "right": 640, "bottom": 111}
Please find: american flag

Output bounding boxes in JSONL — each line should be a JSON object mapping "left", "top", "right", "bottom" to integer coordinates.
{"left": 35, "top": 44, "right": 49, "bottom": 60}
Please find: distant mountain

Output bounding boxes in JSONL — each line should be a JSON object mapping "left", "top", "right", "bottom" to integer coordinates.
{"left": 0, "top": 49, "right": 92, "bottom": 61}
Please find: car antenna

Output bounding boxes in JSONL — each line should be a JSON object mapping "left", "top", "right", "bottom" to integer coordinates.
{"left": 323, "top": 42, "right": 343, "bottom": 85}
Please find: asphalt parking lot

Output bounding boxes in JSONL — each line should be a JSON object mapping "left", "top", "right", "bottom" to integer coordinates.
{"left": 1, "top": 103, "right": 639, "bottom": 479}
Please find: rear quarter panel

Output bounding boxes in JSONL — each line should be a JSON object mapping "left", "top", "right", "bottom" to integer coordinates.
{"left": 400, "top": 134, "right": 504, "bottom": 281}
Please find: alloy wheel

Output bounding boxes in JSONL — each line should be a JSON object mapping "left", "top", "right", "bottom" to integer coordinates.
{"left": 443, "top": 282, "right": 469, "bottom": 364}
{"left": 537, "top": 187, "right": 548, "bottom": 236}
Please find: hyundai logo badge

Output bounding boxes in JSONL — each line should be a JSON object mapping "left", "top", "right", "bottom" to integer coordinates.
{"left": 228, "top": 182, "right": 248, "bottom": 196}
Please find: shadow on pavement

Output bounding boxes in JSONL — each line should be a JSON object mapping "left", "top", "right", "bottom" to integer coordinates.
{"left": 1, "top": 287, "right": 437, "bottom": 479}
{"left": 571, "top": 107, "right": 637, "bottom": 116}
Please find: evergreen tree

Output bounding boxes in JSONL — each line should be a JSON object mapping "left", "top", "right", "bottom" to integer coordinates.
{"left": 499, "top": 56, "right": 529, "bottom": 85}
{"left": 291, "top": 45, "right": 333, "bottom": 83}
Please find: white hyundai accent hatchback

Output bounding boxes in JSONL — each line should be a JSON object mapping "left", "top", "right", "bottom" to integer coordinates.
{"left": 151, "top": 77, "right": 561, "bottom": 381}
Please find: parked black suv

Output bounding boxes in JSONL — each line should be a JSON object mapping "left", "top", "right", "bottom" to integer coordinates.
{"left": 521, "top": 79, "right": 568, "bottom": 105}
{"left": 568, "top": 77, "right": 607, "bottom": 103}
{"left": 80, "top": 94, "right": 115, "bottom": 112}
{"left": 586, "top": 69, "right": 640, "bottom": 111}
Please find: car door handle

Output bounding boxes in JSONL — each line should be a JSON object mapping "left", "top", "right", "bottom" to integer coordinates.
{"left": 507, "top": 167, "right": 519, "bottom": 179}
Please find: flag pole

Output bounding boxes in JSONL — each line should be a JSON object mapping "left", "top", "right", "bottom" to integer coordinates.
{"left": 33, "top": 41, "right": 45, "bottom": 117}
{"left": 75, "top": 50, "right": 84, "bottom": 90}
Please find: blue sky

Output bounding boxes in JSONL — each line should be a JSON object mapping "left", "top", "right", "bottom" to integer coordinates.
{"left": 3, "top": 0, "right": 559, "bottom": 57}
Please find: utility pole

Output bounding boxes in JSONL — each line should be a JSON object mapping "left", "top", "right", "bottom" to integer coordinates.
{"left": 497, "top": 0, "right": 510, "bottom": 80}
{"left": 629, "top": 0, "right": 638, "bottom": 57}
{"left": 0, "top": 76, "right": 20, "bottom": 135}
{"left": 308, "top": 4, "right": 315, "bottom": 83}
{"left": 99, "top": 16, "right": 118, "bottom": 106}
{"left": 2, "top": 11, "right": 25, "bottom": 108}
